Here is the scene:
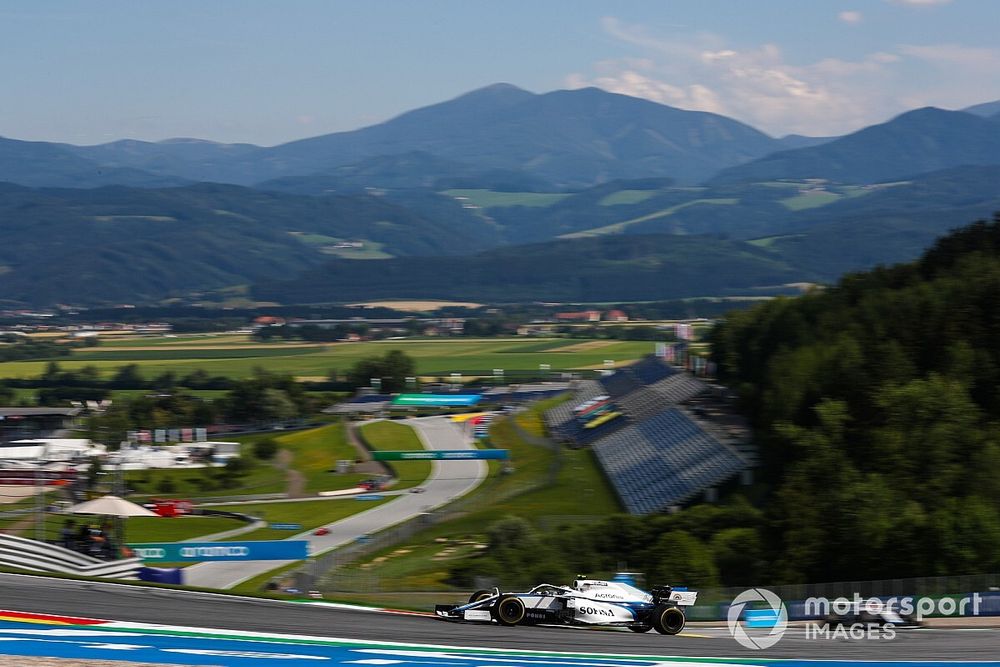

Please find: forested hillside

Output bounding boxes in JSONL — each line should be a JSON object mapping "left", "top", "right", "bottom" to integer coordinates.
{"left": 710, "top": 216, "right": 1000, "bottom": 582}
{"left": 251, "top": 233, "right": 811, "bottom": 303}
{"left": 0, "top": 182, "right": 491, "bottom": 306}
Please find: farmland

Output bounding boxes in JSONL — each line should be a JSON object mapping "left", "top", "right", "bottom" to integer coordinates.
{"left": 0, "top": 336, "right": 656, "bottom": 380}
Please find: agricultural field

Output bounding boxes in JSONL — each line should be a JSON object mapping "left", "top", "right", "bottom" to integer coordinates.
{"left": 441, "top": 189, "right": 571, "bottom": 208}
{"left": 0, "top": 336, "right": 656, "bottom": 381}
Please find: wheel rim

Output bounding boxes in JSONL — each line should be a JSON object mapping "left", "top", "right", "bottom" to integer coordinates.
{"left": 661, "top": 608, "right": 684, "bottom": 633}
{"left": 499, "top": 599, "right": 525, "bottom": 623}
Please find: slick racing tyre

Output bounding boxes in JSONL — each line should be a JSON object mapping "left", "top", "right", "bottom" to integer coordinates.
{"left": 629, "top": 624, "right": 652, "bottom": 633}
{"left": 468, "top": 589, "right": 494, "bottom": 604}
{"left": 492, "top": 596, "right": 527, "bottom": 626}
{"left": 652, "top": 605, "right": 685, "bottom": 635}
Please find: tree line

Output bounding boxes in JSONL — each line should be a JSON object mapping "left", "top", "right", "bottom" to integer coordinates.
{"left": 707, "top": 216, "right": 1000, "bottom": 583}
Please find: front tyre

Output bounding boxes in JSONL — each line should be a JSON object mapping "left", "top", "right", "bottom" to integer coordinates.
{"left": 492, "top": 596, "right": 526, "bottom": 626}
{"left": 468, "top": 589, "right": 494, "bottom": 604}
{"left": 653, "top": 605, "right": 685, "bottom": 635}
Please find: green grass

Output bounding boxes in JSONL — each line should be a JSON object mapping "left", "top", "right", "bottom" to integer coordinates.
{"left": 126, "top": 515, "right": 245, "bottom": 542}
{"left": 780, "top": 190, "right": 842, "bottom": 211}
{"left": 748, "top": 234, "right": 804, "bottom": 248}
{"left": 0, "top": 338, "right": 655, "bottom": 380}
{"left": 598, "top": 190, "right": 659, "bottom": 206}
{"left": 0, "top": 513, "right": 244, "bottom": 544}
{"left": 357, "top": 421, "right": 430, "bottom": 490}
{"left": 213, "top": 497, "right": 391, "bottom": 541}
{"left": 561, "top": 199, "right": 739, "bottom": 238}
{"left": 127, "top": 466, "right": 280, "bottom": 499}
{"left": 441, "top": 189, "right": 571, "bottom": 208}
{"left": 72, "top": 346, "right": 324, "bottom": 361}
{"left": 269, "top": 422, "right": 370, "bottom": 493}
{"left": 321, "top": 241, "right": 392, "bottom": 260}
{"left": 126, "top": 422, "right": 367, "bottom": 499}
{"left": 98, "top": 334, "right": 261, "bottom": 348}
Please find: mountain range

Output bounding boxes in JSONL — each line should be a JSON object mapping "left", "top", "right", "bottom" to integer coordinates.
{"left": 1, "top": 84, "right": 999, "bottom": 307}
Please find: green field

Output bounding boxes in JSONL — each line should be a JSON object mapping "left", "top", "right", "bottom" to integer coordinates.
{"left": 441, "top": 189, "right": 571, "bottom": 208}
{"left": 214, "top": 497, "right": 391, "bottom": 541}
{"left": 0, "top": 337, "right": 655, "bottom": 380}
{"left": 357, "top": 421, "right": 430, "bottom": 490}
{"left": 560, "top": 199, "right": 739, "bottom": 238}
{"left": 0, "top": 513, "right": 245, "bottom": 545}
{"left": 126, "top": 422, "right": 368, "bottom": 499}
{"left": 598, "top": 190, "right": 659, "bottom": 206}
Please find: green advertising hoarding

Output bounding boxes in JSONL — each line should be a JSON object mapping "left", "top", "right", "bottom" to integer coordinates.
{"left": 372, "top": 449, "right": 508, "bottom": 460}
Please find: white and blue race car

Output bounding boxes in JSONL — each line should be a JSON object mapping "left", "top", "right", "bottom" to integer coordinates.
{"left": 434, "top": 578, "right": 697, "bottom": 634}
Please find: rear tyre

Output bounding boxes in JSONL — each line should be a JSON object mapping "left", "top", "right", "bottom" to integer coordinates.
{"left": 629, "top": 624, "right": 652, "bottom": 633}
{"left": 492, "top": 596, "right": 526, "bottom": 626}
{"left": 652, "top": 605, "right": 685, "bottom": 635}
{"left": 468, "top": 589, "right": 494, "bottom": 604}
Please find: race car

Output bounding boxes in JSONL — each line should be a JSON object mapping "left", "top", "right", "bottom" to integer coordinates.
{"left": 434, "top": 577, "right": 697, "bottom": 634}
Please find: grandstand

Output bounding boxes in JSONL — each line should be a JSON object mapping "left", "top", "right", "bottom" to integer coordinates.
{"left": 592, "top": 408, "right": 747, "bottom": 514}
{"left": 542, "top": 355, "right": 753, "bottom": 514}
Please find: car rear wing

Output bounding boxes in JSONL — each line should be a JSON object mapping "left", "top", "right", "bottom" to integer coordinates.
{"left": 669, "top": 590, "right": 698, "bottom": 606}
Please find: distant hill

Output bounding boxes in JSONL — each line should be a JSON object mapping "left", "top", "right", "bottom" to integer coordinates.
{"left": 711, "top": 108, "right": 1000, "bottom": 185}
{"left": 42, "top": 84, "right": 782, "bottom": 189}
{"left": 0, "top": 182, "right": 494, "bottom": 306}
{"left": 0, "top": 136, "right": 188, "bottom": 188}
{"left": 251, "top": 233, "right": 811, "bottom": 304}
{"left": 962, "top": 100, "right": 1000, "bottom": 117}
{"left": 244, "top": 85, "right": 781, "bottom": 187}
{"left": 66, "top": 138, "right": 260, "bottom": 184}
{"left": 775, "top": 134, "right": 838, "bottom": 150}
{"left": 257, "top": 151, "right": 554, "bottom": 195}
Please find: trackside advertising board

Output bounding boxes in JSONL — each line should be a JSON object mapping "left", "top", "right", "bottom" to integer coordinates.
{"left": 372, "top": 449, "right": 509, "bottom": 460}
{"left": 129, "top": 540, "right": 309, "bottom": 563}
{"left": 391, "top": 394, "right": 482, "bottom": 406}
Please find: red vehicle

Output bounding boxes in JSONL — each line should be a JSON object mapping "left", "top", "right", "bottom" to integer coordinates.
{"left": 146, "top": 498, "right": 193, "bottom": 517}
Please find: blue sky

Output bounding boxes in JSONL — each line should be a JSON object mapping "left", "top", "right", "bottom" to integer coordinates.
{"left": 2, "top": 0, "right": 998, "bottom": 145}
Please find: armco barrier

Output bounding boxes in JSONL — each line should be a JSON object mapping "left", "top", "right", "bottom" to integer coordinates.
{"left": 0, "top": 533, "right": 142, "bottom": 579}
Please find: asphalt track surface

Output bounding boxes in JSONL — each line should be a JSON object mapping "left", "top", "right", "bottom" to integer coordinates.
{"left": 184, "top": 416, "right": 487, "bottom": 588}
{"left": 2, "top": 574, "right": 1000, "bottom": 662}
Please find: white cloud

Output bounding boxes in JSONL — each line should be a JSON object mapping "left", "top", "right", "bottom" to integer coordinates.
{"left": 566, "top": 19, "right": 903, "bottom": 136}
{"left": 899, "top": 43, "right": 1000, "bottom": 68}
{"left": 839, "top": 11, "right": 863, "bottom": 24}
{"left": 888, "top": 0, "right": 952, "bottom": 6}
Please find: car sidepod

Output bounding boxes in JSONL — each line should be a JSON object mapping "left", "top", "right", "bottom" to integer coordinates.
{"left": 566, "top": 596, "right": 640, "bottom": 625}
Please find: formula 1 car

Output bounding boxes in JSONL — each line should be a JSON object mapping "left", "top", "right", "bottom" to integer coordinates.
{"left": 434, "top": 577, "right": 697, "bottom": 634}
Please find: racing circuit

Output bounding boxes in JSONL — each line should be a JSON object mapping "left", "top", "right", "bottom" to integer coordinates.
{"left": 1, "top": 573, "right": 1000, "bottom": 665}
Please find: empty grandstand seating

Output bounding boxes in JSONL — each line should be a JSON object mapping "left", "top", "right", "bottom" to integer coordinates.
{"left": 600, "top": 371, "right": 644, "bottom": 399}
{"left": 629, "top": 356, "right": 677, "bottom": 385}
{"left": 592, "top": 408, "right": 748, "bottom": 514}
{"left": 543, "top": 380, "right": 605, "bottom": 433}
